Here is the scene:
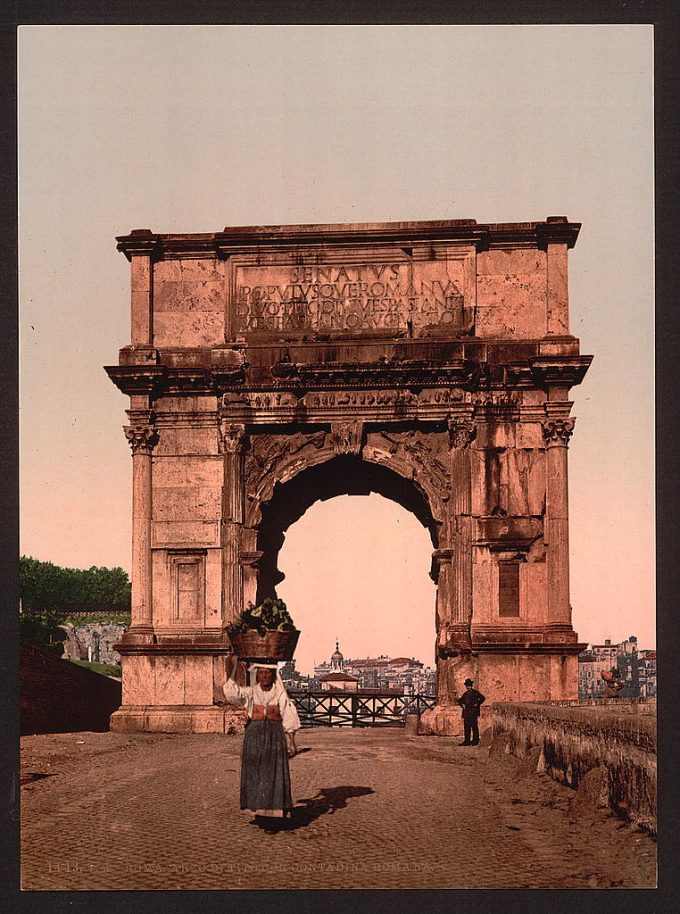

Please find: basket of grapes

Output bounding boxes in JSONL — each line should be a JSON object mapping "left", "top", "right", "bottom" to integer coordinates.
{"left": 227, "top": 598, "right": 299, "bottom": 662}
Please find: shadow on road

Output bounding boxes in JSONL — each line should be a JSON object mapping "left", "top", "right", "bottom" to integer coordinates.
{"left": 254, "top": 785, "right": 374, "bottom": 833}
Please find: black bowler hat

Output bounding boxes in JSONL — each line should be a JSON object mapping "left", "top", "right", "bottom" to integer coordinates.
{"left": 464, "top": 678, "right": 474, "bottom": 686}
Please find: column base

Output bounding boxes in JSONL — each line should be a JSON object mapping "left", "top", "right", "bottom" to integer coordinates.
{"left": 419, "top": 704, "right": 465, "bottom": 737}
{"left": 110, "top": 704, "right": 247, "bottom": 734}
{"left": 117, "top": 625, "right": 155, "bottom": 646}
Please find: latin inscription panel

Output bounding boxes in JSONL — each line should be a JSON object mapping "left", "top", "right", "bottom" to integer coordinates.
{"left": 232, "top": 259, "right": 471, "bottom": 335}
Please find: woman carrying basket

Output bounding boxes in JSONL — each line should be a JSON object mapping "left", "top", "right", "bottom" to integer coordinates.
{"left": 223, "top": 657, "right": 301, "bottom": 823}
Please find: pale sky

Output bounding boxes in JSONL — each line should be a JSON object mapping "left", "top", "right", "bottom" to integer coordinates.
{"left": 18, "top": 25, "right": 654, "bottom": 674}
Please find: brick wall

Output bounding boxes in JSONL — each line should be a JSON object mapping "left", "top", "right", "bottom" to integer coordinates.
{"left": 20, "top": 644, "right": 121, "bottom": 735}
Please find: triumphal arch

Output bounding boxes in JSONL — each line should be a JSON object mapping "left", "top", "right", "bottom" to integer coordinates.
{"left": 106, "top": 217, "right": 591, "bottom": 733}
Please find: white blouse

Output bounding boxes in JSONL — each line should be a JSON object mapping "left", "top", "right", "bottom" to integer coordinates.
{"left": 222, "top": 679, "right": 301, "bottom": 734}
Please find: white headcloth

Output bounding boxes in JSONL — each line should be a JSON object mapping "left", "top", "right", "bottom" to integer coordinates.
{"left": 247, "top": 661, "right": 284, "bottom": 689}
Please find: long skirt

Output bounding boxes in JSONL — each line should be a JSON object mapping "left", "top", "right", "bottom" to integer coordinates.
{"left": 240, "top": 719, "right": 293, "bottom": 816}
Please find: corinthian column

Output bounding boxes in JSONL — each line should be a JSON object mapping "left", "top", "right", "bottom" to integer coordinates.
{"left": 542, "top": 417, "right": 575, "bottom": 626}
{"left": 448, "top": 419, "right": 476, "bottom": 639}
{"left": 219, "top": 421, "right": 246, "bottom": 626}
{"left": 124, "top": 423, "right": 158, "bottom": 633}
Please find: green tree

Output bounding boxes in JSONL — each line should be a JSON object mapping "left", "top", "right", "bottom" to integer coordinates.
{"left": 19, "top": 609, "right": 66, "bottom": 656}
{"left": 19, "top": 556, "right": 132, "bottom": 612}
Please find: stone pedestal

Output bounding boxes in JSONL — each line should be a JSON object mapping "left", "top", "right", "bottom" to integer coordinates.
{"left": 110, "top": 704, "right": 247, "bottom": 734}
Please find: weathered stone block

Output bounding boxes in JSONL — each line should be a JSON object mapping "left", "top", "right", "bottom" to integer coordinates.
{"left": 153, "top": 486, "right": 221, "bottom": 522}
{"left": 476, "top": 271, "right": 548, "bottom": 339}
{"left": 205, "top": 550, "right": 222, "bottom": 624}
{"left": 571, "top": 766, "right": 610, "bottom": 816}
{"left": 155, "top": 655, "right": 185, "bottom": 705}
{"left": 122, "top": 655, "right": 154, "bottom": 705}
{"left": 145, "top": 710, "right": 193, "bottom": 733}
{"left": 490, "top": 701, "right": 656, "bottom": 834}
{"left": 153, "top": 428, "right": 219, "bottom": 457}
{"left": 154, "top": 312, "right": 225, "bottom": 348}
{"left": 477, "top": 248, "right": 546, "bottom": 276}
{"left": 153, "top": 457, "right": 222, "bottom": 489}
{"left": 184, "top": 656, "right": 213, "bottom": 704}
{"left": 152, "top": 521, "right": 219, "bottom": 548}
{"left": 109, "top": 708, "right": 146, "bottom": 733}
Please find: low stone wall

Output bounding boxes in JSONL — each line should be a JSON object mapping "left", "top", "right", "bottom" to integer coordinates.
{"left": 60, "top": 622, "right": 127, "bottom": 665}
{"left": 21, "top": 644, "right": 122, "bottom": 735}
{"left": 490, "top": 699, "right": 656, "bottom": 834}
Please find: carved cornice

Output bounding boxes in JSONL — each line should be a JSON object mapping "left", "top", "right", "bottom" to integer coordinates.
{"left": 432, "top": 549, "right": 455, "bottom": 564}
{"left": 218, "top": 421, "right": 246, "bottom": 455}
{"left": 116, "top": 218, "right": 581, "bottom": 261}
{"left": 105, "top": 365, "right": 165, "bottom": 396}
{"left": 530, "top": 356, "right": 592, "bottom": 389}
{"left": 469, "top": 640, "right": 587, "bottom": 656}
{"left": 330, "top": 420, "right": 364, "bottom": 455}
{"left": 210, "top": 366, "right": 247, "bottom": 389}
{"left": 239, "top": 551, "right": 264, "bottom": 568}
{"left": 115, "top": 228, "right": 160, "bottom": 261}
{"left": 106, "top": 365, "right": 248, "bottom": 398}
{"left": 542, "top": 418, "right": 575, "bottom": 447}
{"left": 106, "top": 356, "right": 591, "bottom": 401}
{"left": 124, "top": 424, "right": 158, "bottom": 455}
{"left": 438, "top": 624, "right": 473, "bottom": 657}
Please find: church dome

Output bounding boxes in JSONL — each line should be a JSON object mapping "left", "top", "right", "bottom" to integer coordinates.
{"left": 330, "top": 640, "right": 344, "bottom": 669}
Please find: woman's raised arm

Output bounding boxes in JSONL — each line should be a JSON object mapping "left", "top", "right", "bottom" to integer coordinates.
{"left": 222, "top": 655, "right": 248, "bottom": 706}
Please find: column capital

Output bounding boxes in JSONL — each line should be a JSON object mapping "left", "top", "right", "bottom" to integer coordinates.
{"left": 448, "top": 418, "right": 476, "bottom": 449}
{"left": 218, "top": 421, "right": 246, "bottom": 455}
{"left": 542, "top": 417, "right": 575, "bottom": 447}
{"left": 124, "top": 424, "right": 158, "bottom": 455}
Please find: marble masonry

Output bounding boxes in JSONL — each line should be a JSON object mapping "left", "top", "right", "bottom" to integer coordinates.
{"left": 106, "top": 217, "right": 592, "bottom": 733}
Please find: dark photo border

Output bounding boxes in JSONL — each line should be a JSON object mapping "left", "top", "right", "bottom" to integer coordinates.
{"left": 2, "top": 3, "right": 676, "bottom": 914}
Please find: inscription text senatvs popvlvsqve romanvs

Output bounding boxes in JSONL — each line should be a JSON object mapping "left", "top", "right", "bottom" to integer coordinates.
{"left": 233, "top": 261, "right": 467, "bottom": 333}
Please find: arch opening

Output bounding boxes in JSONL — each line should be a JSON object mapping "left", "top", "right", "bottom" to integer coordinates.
{"left": 277, "top": 493, "right": 437, "bottom": 676}
{"left": 254, "top": 455, "right": 439, "bottom": 604}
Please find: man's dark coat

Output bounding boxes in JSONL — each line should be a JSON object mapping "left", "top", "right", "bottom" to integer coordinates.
{"left": 458, "top": 687, "right": 486, "bottom": 719}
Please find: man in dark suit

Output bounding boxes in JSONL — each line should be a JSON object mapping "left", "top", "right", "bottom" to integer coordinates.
{"left": 458, "top": 678, "right": 486, "bottom": 746}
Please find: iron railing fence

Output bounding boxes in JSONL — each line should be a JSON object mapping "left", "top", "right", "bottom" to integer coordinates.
{"left": 288, "top": 690, "right": 437, "bottom": 728}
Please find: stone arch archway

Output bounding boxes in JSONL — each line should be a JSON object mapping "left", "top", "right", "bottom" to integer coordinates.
{"left": 250, "top": 450, "right": 439, "bottom": 632}
{"left": 248, "top": 449, "right": 441, "bottom": 600}
{"left": 230, "top": 424, "right": 471, "bottom": 709}
{"left": 251, "top": 453, "right": 439, "bottom": 682}
{"left": 108, "top": 216, "right": 592, "bottom": 733}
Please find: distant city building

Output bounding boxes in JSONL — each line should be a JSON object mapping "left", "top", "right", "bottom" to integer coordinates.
{"left": 578, "top": 636, "right": 655, "bottom": 699}
{"left": 309, "top": 642, "right": 435, "bottom": 695}
{"left": 313, "top": 638, "right": 346, "bottom": 681}
{"left": 637, "top": 650, "right": 657, "bottom": 698}
{"left": 319, "top": 671, "right": 360, "bottom": 692}
{"left": 280, "top": 659, "right": 309, "bottom": 690}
